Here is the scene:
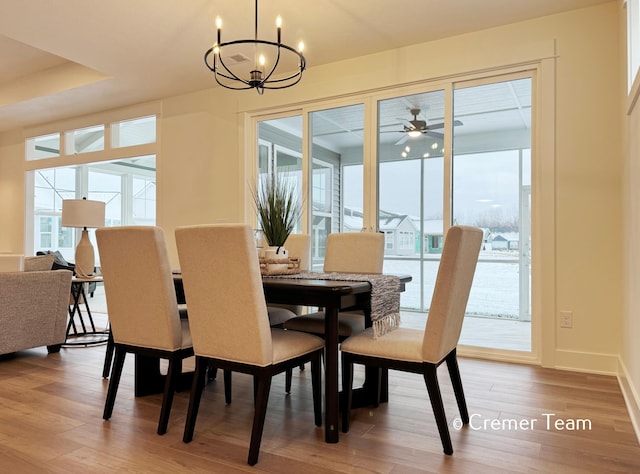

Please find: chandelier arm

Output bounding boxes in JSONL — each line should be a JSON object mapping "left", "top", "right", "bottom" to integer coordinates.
{"left": 259, "top": 45, "right": 283, "bottom": 84}
{"left": 216, "top": 55, "right": 252, "bottom": 85}
{"left": 204, "top": 49, "right": 253, "bottom": 89}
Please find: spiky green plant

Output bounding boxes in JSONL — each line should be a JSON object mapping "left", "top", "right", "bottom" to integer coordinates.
{"left": 252, "top": 170, "right": 302, "bottom": 247}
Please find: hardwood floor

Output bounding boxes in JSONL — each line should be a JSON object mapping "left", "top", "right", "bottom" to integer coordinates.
{"left": 0, "top": 340, "right": 638, "bottom": 473}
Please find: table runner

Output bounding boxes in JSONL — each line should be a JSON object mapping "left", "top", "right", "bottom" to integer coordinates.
{"left": 267, "top": 271, "right": 401, "bottom": 338}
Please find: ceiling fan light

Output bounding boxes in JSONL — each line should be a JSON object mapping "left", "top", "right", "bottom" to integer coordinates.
{"left": 408, "top": 130, "right": 422, "bottom": 138}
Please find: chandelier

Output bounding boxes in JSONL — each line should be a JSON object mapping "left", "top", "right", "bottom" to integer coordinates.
{"left": 204, "top": 0, "right": 306, "bottom": 94}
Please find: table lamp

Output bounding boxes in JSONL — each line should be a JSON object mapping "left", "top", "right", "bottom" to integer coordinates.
{"left": 62, "top": 198, "right": 105, "bottom": 277}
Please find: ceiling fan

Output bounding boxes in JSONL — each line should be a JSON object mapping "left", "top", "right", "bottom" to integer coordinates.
{"left": 385, "top": 108, "right": 462, "bottom": 145}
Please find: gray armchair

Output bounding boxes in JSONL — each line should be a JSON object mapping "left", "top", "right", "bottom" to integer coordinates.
{"left": 0, "top": 269, "right": 72, "bottom": 356}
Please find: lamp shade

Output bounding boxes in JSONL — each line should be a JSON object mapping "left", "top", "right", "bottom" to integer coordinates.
{"left": 62, "top": 199, "right": 105, "bottom": 229}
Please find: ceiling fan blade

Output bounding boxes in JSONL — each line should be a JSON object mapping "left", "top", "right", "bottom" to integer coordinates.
{"left": 394, "top": 134, "right": 409, "bottom": 145}
{"left": 425, "top": 131, "right": 444, "bottom": 139}
{"left": 424, "top": 119, "right": 464, "bottom": 131}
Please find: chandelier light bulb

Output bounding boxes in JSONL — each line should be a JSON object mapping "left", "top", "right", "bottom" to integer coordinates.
{"left": 259, "top": 54, "right": 266, "bottom": 66}
{"left": 215, "top": 17, "right": 222, "bottom": 28}
{"left": 298, "top": 41, "right": 305, "bottom": 52}
{"left": 276, "top": 16, "right": 282, "bottom": 28}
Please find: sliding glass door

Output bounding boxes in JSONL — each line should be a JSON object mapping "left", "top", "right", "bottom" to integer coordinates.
{"left": 252, "top": 71, "right": 534, "bottom": 354}
{"left": 377, "top": 90, "right": 445, "bottom": 313}
{"left": 452, "top": 77, "right": 532, "bottom": 351}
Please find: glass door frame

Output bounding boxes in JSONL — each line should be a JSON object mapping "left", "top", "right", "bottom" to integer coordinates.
{"left": 245, "top": 62, "right": 552, "bottom": 364}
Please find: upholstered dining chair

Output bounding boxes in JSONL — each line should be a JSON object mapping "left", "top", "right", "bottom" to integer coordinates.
{"left": 266, "top": 233, "right": 311, "bottom": 327}
{"left": 340, "top": 225, "right": 483, "bottom": 455}
{"left": 283, "top": 232, "right": 385, "bottom": 393}
{"left": 96, "top": 226, "right": 194, "bottom": 435}
{"left": 175, "top": 224, "right": 324, "bottom": 466}
{"left": 283, "top": 231, "right": 385, "bottom": 338}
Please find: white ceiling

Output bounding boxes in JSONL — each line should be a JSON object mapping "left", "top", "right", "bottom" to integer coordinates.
{"left": 0, "top": 0, "right": 612, "bottom": 133}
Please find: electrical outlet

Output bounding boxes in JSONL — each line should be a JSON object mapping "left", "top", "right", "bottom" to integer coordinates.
{"left": 560, "top": 310, "right": 573, "bottom": 328}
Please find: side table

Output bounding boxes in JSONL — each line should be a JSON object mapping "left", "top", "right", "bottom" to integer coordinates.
{"left": 65, "top": 275, "right": 109, "bottom": 346}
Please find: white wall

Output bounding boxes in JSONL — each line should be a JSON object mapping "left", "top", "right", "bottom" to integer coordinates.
{"left": 623, "top": 0, "right": 640, "bottom": 441}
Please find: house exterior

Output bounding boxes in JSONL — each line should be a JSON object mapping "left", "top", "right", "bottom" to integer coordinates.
{"left": 343, "top": 208, "right": 445, "bottom": 256}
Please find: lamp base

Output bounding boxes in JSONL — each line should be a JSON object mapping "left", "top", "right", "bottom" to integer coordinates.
{"left": 75, "top": 229, "right": 95, "bottom": 278}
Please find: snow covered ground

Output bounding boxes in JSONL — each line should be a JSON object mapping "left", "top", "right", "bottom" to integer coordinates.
{"left": 383, "top": 251, "right": 525, "bottom": 319}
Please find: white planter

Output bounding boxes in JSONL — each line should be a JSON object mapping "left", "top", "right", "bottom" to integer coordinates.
{"left": 264, "top": 246, "right": 288, "bottom": 262}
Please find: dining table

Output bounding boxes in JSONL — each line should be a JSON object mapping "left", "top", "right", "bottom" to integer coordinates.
{"left": 134, "top": 272, "right": 410, "bottom": 444}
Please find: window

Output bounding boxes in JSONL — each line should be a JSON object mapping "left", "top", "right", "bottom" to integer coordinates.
{"left": 310, "top": 104, "right": 364, "bottom": 266}
{"left": 399, "top": 231, "right": 414, "bottom": 250}
{"left": 65, "top": 125, "right": 104, "bottom": 154}
{"left": 26, "top": 133, "right": 60, "bottom": 161}
{"left": 26, "top": 115, "right": 157, "bottom": 259}
{"left": 31, "top": 157, "right": 156, "bottom": 261}
{"left": 252, "top": 71, "right": 534, "bottom": 354}
{"left": 385, "top": 231, "right": 394, "bottom": 250}
{"left": 112, "top": 116, "right": 156, "bottom": 148}
{"left": 452, "top": 77, "right": 532, "bottom": 350}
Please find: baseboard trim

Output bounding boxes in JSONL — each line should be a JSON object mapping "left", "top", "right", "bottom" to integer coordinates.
{"left": 458, "top": 344, "right": 540, "bottom": 365}
{"left": 553, "top": 349, "right": 619, "bottom": 375}
{"left": 618, "top": 358, "right": 640, "bottom": 445}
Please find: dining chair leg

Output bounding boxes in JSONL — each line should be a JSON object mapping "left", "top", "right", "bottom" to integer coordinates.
{"left": 423, "top": 364, "right": 453, "bottom": 455}
{"left": 207, "top": 364, "right": 217, "bottom": 381}
{"left": 157, "top": 356, "right": 181, "bottom": 435}
{"left": 248, "top": 372, "right": 272, "bottom": 466}
{"left": 103, "top": 346, "right": 126, "bottom": 420}
{"left": 311, "top": 352, "right": 322, "bottom": 427}
{"left": 445, "top": 349, "right": 469, "bottom": 424}
{"left": 183, "top": 356, "right": 208, "bottom": 443}
{"left": 224, "top": 369, "right": 232, "bottom": 404}
{"left": 102, "top": 329, "right": 114, "bottom": 378}
{"left": 380, "top": 367, "right": 389, "bottom": 403}
{"left": 253, "top": 375, "right": 259, "bottom": 408}
{"left": 285, "top": 368, "right": 293, "bottom": 393}
{"left": 341, "top": 352, "right": 354, "bottom": 433}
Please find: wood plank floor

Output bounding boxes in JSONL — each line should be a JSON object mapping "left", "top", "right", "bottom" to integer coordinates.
{"left": 0, "top": 342, "right": 638, "bottom": 473}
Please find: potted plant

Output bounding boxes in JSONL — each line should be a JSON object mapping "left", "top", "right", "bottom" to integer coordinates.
{"left": 252, "top": 167, "right": 302, "bottom": 261}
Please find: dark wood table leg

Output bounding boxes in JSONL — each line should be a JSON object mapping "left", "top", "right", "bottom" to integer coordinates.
{"left": 134, "top": 354, "right": 165, "bottom": 397}
{"left": 134, "top": 354, "right": 194, "bottom": 397}
{"left": 324, "top": 305, "right": 339, "bottom": 443}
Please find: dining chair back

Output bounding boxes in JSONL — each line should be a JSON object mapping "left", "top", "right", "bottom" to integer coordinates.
{"left": 175, "top": 224, "right": 324, "bottom": 466}
{"left": 96, "top": 226, "right": 193, "bottom": 435}
{"left": 323, "top": 232, "right": 384, "bottom": 274}
{"left": 284, "top": 231, "right": 385, "bottom": 338}
{"left": 422, "top": 226, "right": 483, "bottom": 363}
{"left": 286, "top": 233, "right": 311, "bottom": 271}
{"left": 340, "top": 225, "right": 483, "bottom": 456}
{"left": 177, "top": 224, "right": 273, "bottom": 365}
